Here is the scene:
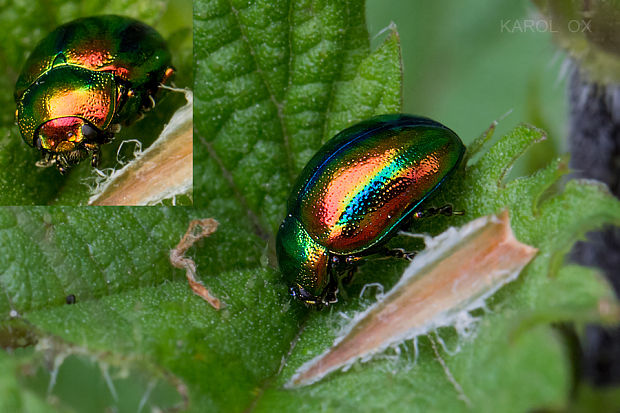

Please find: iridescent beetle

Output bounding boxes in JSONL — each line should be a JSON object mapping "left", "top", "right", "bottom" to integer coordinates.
{"left": 14, "top": 15, "right": 174, "bottom": 173}
{"left": 276, "top": 114, "right": 465, "bottom": 306}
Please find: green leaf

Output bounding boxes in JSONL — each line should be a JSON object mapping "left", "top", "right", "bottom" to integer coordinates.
{"left": 253, "top": 126, "right": 620, "bottom": 412}
{"left": 1, "top": 1, "right": 619, "bottom": 412}
{"left": 0, "top": 0, "right": 192, "bottom": 205}
{"left": 0, "top": 324, "right": 185, "bottom": 412}
{"left": 194, "top": 0, "right": 402, "bottom": 231}
{"left": 0, "top": 349, "right": 57, "bottom": 413}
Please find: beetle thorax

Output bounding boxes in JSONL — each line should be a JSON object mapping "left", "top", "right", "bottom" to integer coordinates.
{"left": 276, "top": 214, "right": 332, "bottom": 305}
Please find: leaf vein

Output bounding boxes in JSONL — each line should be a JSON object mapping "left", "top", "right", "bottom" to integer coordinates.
{"left": 226, "top": 0, "right": 295, "bottom": 182}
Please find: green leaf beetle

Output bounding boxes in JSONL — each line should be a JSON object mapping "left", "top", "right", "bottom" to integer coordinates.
{"left": 14, "top": 15, "right": 174, "bottom": 174}
{"left": 276, "top": 114, "right": 465, "bottom": 307}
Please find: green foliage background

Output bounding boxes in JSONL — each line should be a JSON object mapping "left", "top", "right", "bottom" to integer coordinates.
{"left": 0, "top": 0, "right": 192, "bottom": 205}
{"left": 367, "top": 0, "right": 567, "bottom": 154}
{"left": 0, "top": 0, "right": 619, "bottom": 412}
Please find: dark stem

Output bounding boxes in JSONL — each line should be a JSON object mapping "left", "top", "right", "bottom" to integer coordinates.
{"left": 567, "top": 64, "right": 620, "bottom": 385}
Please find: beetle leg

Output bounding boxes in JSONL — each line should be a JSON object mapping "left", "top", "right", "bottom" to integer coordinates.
{"left": 385, "top": 248, "right": 417, "bottom": 261}
{"left": 35, "top": 153, "right": 54, "bottom": 168}
{"left": 373, "top": 247, "right": 417, "bottom": 262}
{"left": 332, "top": 260, "right": 361, "bottom": 303}
{"left": 322, "top": 288, "right": 339, "bottom": 307}
{"left": 143, "top": 94, "right": 156, "bottom": 111}
{"left": 320, "top": 262, "right": 343, "bottom": 306}
{"left": 341, "top": 265, "right": 358, "bottom": 285}
{"left": 91, "top": 149, "right": 101, "bottom": 167}
{"left": 55, "top": 155, "right": 68, "bottom": 175}
{"left": 413, "top": 204, "right": 464, "bottom": 219}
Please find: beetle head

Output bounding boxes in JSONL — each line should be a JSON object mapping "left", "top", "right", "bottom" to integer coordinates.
{"left": 288, "top": 283, "right": 338, "bottom": 308}
{"left": 34, "top": 117, "right": 111, "bottom": 173}
{"left": 36, "top": 117, "right": 96, "bottom": 152}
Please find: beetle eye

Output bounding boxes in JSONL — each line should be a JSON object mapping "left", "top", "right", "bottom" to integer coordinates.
{"left": 296, "top": 286, "right": 312, "bottom": 301}
{"left": 81, "top": 124, "right": 98, "bottom": 140}
{"left": 34, "top": 135, "right": 43, "bottom": 150}
{"left": 290, "top": 285, "right": 313, "bottom": 301}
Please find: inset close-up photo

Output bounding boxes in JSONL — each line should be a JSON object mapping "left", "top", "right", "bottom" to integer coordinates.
{"left": 1, "top": 0, "right": 192, "bottom": 205}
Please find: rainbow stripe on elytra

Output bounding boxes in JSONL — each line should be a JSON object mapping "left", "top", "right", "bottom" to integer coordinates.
{"left": 297, "top": 120, "right": 462, "bottom": 254}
